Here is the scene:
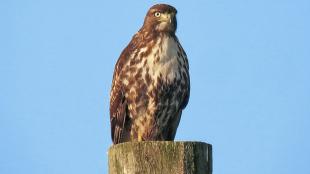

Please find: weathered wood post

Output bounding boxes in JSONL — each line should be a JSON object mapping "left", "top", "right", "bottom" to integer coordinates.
{"left": 108, "top": 141, "right": 212, "bottom": 174}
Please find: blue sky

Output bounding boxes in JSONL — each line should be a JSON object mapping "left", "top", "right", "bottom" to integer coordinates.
{"left": 1, "top": 0, "right": 309, "bottom": 174}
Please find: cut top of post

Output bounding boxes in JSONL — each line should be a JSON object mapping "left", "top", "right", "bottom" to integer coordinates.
{"left": 108, "top": 141, "right": 212, "bottom": 174}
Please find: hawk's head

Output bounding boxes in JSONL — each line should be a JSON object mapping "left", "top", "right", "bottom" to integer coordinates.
{"left": 142, "top": 4, "right": 177, "bottom": 33}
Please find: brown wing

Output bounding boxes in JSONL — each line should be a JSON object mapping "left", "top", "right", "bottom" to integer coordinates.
{"left": 181, "top": 83, "right": 190, "bottom": 110}
{"left": 110, "top": 34, "right": 139, "bottom": 144}
{"left": 179, "top": 42, "right": 190, "bottom": 110}
{"left": 110, "top": 76, "right": 127, "bottom": 144}
{"left": 181, "top": 70, "right": 190, "bottom": 110}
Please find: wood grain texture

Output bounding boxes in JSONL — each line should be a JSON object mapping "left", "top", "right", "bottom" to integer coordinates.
{"left": 108, "top": 141, "right": 212, "bottom": 174}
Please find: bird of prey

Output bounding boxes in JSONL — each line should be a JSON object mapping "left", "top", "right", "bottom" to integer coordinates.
{"left": 110, "top": 4, "right": 190, "bottom": 144}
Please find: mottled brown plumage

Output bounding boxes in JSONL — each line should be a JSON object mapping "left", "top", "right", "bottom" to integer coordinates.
{"left": 110, "top": 4, "right": 190, "bottom": 144}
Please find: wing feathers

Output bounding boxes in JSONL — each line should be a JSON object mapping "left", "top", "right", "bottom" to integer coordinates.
{"left": 110, "top": 79, "right": 128, "bottom": 144}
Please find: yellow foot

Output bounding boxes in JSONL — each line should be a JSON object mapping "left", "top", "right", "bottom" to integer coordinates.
{"left": 138, "top": 132, "right": 143, "bottom": 141}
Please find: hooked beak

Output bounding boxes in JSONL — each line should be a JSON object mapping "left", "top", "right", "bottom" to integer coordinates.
{"left": 160, "top": 12, "right": 175, "bottom": 23}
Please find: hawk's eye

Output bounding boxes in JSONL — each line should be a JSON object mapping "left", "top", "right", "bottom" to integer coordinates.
{"left": 154, "top": 12, "right": 161, "bottom": 17}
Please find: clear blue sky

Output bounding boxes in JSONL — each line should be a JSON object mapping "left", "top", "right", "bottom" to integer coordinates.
{"left": 1, "top": 0, "right": 309, "bottom": 174}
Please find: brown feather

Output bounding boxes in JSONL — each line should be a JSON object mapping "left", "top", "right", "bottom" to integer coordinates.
{"left": 110, "top": 4, "right": 190, "bottom": 144}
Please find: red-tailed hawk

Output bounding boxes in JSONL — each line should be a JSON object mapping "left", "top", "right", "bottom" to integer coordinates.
{"left": 110, "top": 4, "right": 190, "bottom": 144}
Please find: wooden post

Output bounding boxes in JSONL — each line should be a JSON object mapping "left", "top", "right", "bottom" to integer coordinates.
{"left": 108, "top": 141, "right": 212, "bottom": 174}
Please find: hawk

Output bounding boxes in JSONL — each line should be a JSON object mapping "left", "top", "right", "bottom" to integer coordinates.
{"left": 110, "top": 4, "right": 190, "bottom": 144}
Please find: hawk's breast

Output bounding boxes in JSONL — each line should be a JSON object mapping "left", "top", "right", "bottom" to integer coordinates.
{"left": 146, "top": 35, "right": 185, "bottom": 84}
